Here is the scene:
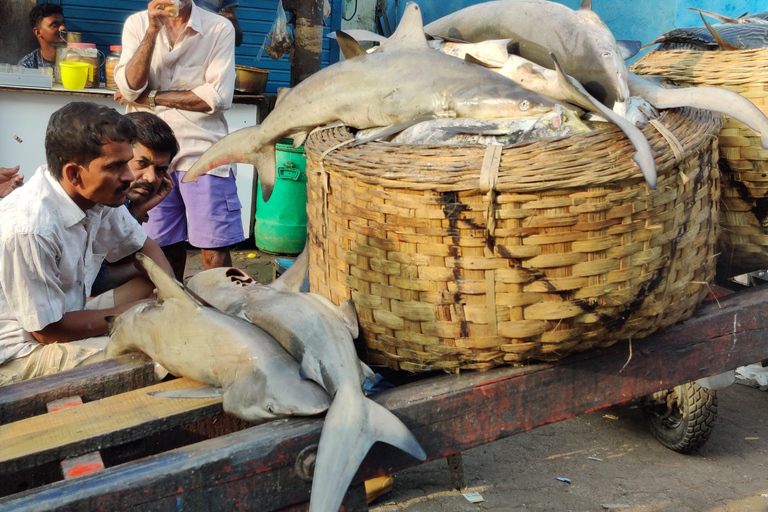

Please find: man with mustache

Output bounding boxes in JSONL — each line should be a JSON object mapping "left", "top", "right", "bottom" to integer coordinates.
{"left": 91, "top": 111, "right": 179, "bottom": 296}
{"left": 0, "top": 102, "right": 174, "bottom": 386}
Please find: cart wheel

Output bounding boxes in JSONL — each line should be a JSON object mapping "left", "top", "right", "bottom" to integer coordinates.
{"left": 642, "top": 382, "right": 717, "bottom": 453}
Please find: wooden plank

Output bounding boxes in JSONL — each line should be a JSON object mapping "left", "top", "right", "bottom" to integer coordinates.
{"left": 0, "top": 353, "right": 155, "bottom": 425}
{"left": 0, "top": 377, "right": 223, "bottom": 475}
{"left": 2, "top": 285, "right": 768, "bottom": 511}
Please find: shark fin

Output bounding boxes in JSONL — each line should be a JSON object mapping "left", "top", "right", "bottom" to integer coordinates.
{"left": 105, "top": 315, "right": 119, "bottom": 336}
{"left": 464, "top": 53, "right": 494, "bottom": 68}
{"left": 148, "top": 385, "right": 224, "bottom": 399}
{"left": 291, "top": 132, "right": 308, "bottom": 148}
{"left": 617, "top": 40, "right": 642, "bottom": 60}
{"left": 335, "top": 30, "right": 368, "bottom": 59}
{"left": 360, "top": 361, "right": 376, "bottom": 382}
{"left": 270, "top": 241, "right": 309, "bottom": 292}
{"left": 579, "top": 0, "right": 592, "bottom": 10}
{"left": 700, "top": 13, "right": 740, "bottom": 50}
{"left": 275, "top": 87, "right": 289, "bottom": 108}
{"left": 689, "top": 7, "right": 743, "bottom": 25}
{"left": 327, "top": 28, "right": 386, "bottom": 43}
{"left": 339, "top": 299, "right": 360, "bottom": 339}
{"left": 135, "top": 253, "right": 204, "bottom": 306}
{"left": 379, "top": 2, "right": 429, "bottom": 51}
{"left": 351, "top": 115, "right": 438, "bottom": 145}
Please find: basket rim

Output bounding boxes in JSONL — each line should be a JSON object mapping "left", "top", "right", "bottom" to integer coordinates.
{"left": 304, "top": 107, "right": 721, "bottom": 193}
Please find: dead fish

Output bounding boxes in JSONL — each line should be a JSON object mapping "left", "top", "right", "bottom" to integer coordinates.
{"left": 427, "top": 38, "right": 515, "bottom": 67}
{"left": 627, "top": 73, "right": 768, "bottom": 150}
{"left": 187, "top": 248, "right": 426, "bottom": 512}
{"left": 101, "top": 253, "right": 330, "bottom": 423}
{"left": 644, "top": 22, "right": 768, "bottom": 51}
{"left": 182, "top": 2, "right": 563, "bottom": 201}
{"left": 425, "top": 0, "right": 632, "bottom": 113}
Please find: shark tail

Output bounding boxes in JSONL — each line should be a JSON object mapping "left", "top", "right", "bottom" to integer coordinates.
{"left": 308, "top": 384, "right": 426, "bottom": 512}
{"left": 181, "top": 126, "right": 278, "bottom": 202}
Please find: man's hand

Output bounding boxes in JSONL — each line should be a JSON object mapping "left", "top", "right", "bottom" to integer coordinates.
{"left": 114, "top": 89, "right": 151, "bottom": 109}
{"left": 0, "top": 166, "right": 23, "bottom": 199}
{"left": 148, "top": 0, "right": 176, "bottom": 31}
{"left": 129, "top": 174, "right": 173, "bottom": 218}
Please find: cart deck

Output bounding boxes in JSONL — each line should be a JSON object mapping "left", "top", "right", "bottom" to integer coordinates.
{"left": 0, "top": 284, "right": 766, "bottom": 511}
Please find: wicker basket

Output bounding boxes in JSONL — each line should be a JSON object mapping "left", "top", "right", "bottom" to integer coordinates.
{"left": 305, "top": 107, "right": 722, "bottom": 372}
{"left": 632, "top": 49, "right": 768, "bottom": 273}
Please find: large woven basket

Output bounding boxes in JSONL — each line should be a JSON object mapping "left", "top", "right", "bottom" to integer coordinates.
{"left": 305, "top": 107, "right": 722, "bottom": 372}
{"left": 633, "top": 49, "right": 768, "bottom": 273}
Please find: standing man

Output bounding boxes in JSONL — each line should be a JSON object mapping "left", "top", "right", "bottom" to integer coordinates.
{"left": 0, "top": 102, "right": 174, "bottom": 386}
{"left": 18, "top": 3, "right": 66, "bottom": 69}
{"left": 113, "top": 0, "right": 244, "bottom": 282}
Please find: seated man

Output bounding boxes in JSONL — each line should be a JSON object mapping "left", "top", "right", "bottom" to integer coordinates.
{"left": 18, "top": 3, "right": 66, "bottom": 69}
{"left": 0, "top": 102, "right": 174, "bottom": 386}
{"left": 91, "top": 111, "right": 178, "bottom": 295}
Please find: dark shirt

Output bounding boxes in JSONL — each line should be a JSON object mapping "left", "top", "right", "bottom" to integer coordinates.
{"left": 18, "top": 49, "right": 54, "bottom": 69}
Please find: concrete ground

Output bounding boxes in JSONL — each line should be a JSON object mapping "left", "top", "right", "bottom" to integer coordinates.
{"left": 185, "top": 245, "right": 768, "bottom": 512}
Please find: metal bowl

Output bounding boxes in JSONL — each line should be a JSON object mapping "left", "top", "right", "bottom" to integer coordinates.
{"left": 235, "top": 65, "right": 269, "bottom": 94}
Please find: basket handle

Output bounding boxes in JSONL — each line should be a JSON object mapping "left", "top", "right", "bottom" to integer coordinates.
{"left": 480, "top": 145, "right": 503, "bottom": 248}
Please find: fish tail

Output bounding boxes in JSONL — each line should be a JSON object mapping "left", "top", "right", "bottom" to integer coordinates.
{"left": 181, "top": 126, "right": 277, "bottom": 202}
{"left": 308, "top": 384, "right": 425, "bottom": 512}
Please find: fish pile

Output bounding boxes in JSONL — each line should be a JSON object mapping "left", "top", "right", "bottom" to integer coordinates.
{"left": 184, "top": 0, "right": 768, "bottom": 196}
{"left": 646, "top": 8, "right": 768, "bottom": 51}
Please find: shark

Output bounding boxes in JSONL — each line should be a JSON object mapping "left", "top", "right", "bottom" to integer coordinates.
{"left": 186, "top": 246, "right": 427, "bottom": 512}
{"left": 98, "top": 253, "right": 330, "bottom": 423}
{"left": 181, "top": 2, "right": 571, "bottom": 202}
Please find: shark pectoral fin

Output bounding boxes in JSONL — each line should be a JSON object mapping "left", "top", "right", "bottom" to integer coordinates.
{"left": 335, "top": 30, "right": 368, "bottom": 59}
{"left": 464, "top": 53, "right": 495, "bottom": 68}
{"left": 339, "top": 300, "right": 360, "bottom": 339}
{"left": 148, "top": 385, "right": 224, "bottom": 399}
{"left": 360, "top": 361, "right": 376, "bottom": 382}
{"left": 182, "top": 126, "right": 260, "bottom": 183}
{"left": 299, "top": 356, "right": 325, "bottom": 388}
{"left": 617, "top": 40, "right": 642, "bottom": 60}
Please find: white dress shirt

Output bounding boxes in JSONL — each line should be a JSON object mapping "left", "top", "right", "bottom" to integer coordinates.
{"left": 0, "top": 167, "right": 147, "bottom": 364}
{"left": 115, "top": 2, "right": 236, "bottom": 177}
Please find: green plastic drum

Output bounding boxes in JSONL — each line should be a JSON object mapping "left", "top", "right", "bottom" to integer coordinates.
{"left": 254, "top": 139, "right": 307, "bottom": 254}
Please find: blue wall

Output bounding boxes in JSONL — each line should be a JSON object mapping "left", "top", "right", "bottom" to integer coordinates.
{"left": 386, "top": 0, "right": 766, "bottom": 63}
{"left": 43, "top": 0, "right": 343, "bottom": 94}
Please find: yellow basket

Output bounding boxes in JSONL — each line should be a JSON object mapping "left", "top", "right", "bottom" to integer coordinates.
{"left": 633, "top": 49, "right": 768, "bottom": 274}
{"left": 305, "top": 107, "right": 722, "bottom": 372}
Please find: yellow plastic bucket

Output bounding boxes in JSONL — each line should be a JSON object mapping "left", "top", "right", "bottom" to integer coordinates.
{"left": 60, "top": 61, "right": 89, "bottom": 90}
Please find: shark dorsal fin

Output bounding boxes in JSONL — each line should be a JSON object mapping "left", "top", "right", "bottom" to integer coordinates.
{"left": 617, "top": 40, "right": 641, "bottom": 60}
{"left": 270, "top": 241, "right": 309, "bottom": 292}
{"left": 700, "top": 13, "right": 740, "bottom": 50}
{"left": 135, "top": 253, "right": 203, "bottom": 307}
{"left": 580, "top": 0, "right": 592, "bottom": 10}
{"left": 335, "top": 30, "right": 368, "bottom": 59}
{"left": 379, "top": 2, "right": 429, "bottom": 51}
{"left": 340, "top": 299, "right": 360, "bottom": 338}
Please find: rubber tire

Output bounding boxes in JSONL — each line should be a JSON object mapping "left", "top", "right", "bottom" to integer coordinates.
{"left": 643, "top": 382, "right": 717, "bottom": 453}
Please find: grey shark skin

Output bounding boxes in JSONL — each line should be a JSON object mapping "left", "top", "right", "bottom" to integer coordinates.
{"left": 181, "top": 2, "right": 563, "bottom": 202}
{"left": 425, "top": 0, "right": 630, "bottom": 112}
{"left": 103, "top": 253, "right": 330, "bottom": 423}
{"left": 187, "top": 251, "right": 427, "bottom": 512}
{"left": 627, "top": 73, "right": 768, "bottom": 150}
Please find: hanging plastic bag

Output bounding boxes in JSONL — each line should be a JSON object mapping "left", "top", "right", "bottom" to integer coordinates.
{"left": 258, "top": 0, "right": 294, "bottom": 61}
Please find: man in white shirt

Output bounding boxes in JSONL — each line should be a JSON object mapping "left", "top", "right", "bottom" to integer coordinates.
{"left": 113, "top": 0, "right": 244, "bottom": 282}
{"left": 0, "top": 102, "right": 174, "bottom": 386}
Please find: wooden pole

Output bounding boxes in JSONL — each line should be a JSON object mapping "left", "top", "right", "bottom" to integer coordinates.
{"left": 283, "top": 0, "right": 324, "bottom": 86}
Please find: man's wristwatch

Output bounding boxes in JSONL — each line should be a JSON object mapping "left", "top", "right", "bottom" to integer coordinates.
{"left": 148, "top": 90, "right": 158, "bottom": 111}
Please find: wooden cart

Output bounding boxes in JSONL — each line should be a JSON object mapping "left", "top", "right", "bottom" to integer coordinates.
{"left": 0, "top": 283, "right": 765, "bottom": 512}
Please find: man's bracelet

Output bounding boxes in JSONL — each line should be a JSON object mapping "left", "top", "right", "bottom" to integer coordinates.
{"left": 129, "top": 208, "right": 150, "bottom": 224}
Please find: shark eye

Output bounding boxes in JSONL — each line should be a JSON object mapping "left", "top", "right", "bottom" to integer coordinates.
{"left": 267, "top": 404, "right": 275, "bottom": 414}
{"left": 519, "top": 100, "right": 530, "bottom": 111}
{"left": 602, "top": 51, "right": 613, "bottom": 58}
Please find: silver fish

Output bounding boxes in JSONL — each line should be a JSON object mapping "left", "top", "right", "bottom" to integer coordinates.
{"left": 182, "top": 2, "right": 563, "bottom": 201}
{"left": 627, "top": 73, "right": 768, "bottom": 150}
{"left": 101, "top": 253, "right": 330, "bottom": 423}
{"left": 187, "top": 248, "right": 427, "bottom": 512}
{"left": 424, "top": 0, "right": 632, "bottom": 113}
